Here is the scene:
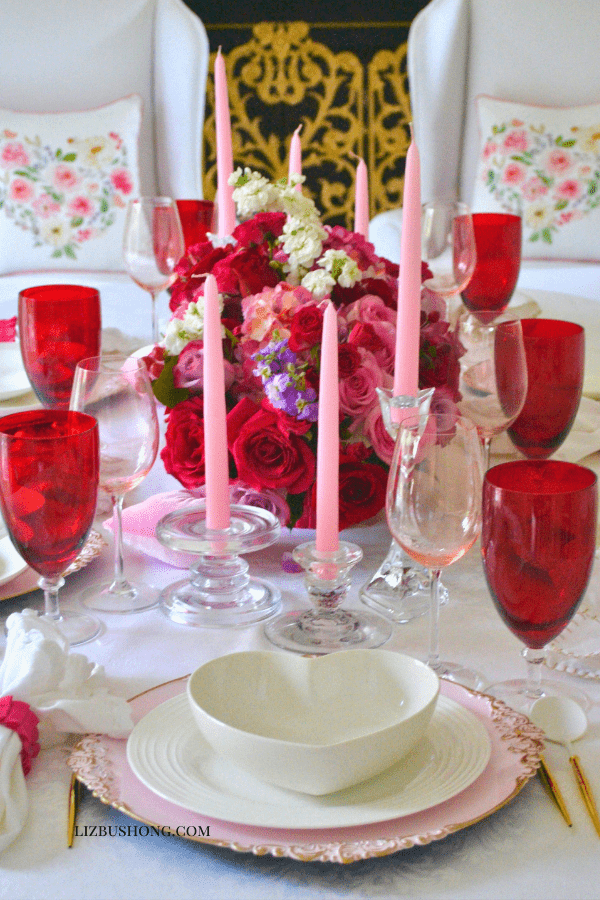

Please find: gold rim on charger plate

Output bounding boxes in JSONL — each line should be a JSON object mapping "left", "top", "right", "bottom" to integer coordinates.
{"left": 68, "top": 676, "right": 544, "bottom": 864}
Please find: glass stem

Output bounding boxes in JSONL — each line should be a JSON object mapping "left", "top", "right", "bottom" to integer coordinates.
{"left": 39, "top": 574, "right": 65, "bottom": 621}
{"left": 482, "top": 436, "right": 492, "bottom": 471}
{"left": 110, "top": 494, "right": 130, "bottom": 593}
{"left": 523, "top": 646, "right": 545, "bottom": 700}
{"left": 427, "top": 568, "right": 442, "bottom": 670}
{"left": 149, "top": 289, "right": 159, "bottom": 345}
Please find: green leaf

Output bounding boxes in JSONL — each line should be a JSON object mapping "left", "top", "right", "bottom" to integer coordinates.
{"left": 62, "top": 153, "right": 77, "bottom": 162}
{"left": 286, "top": 492, "right": 305, "bottom": 529}
{"left": 100, "top": 198, "right": 109, "bottom": 213}
{"left": 70, "top": 217, "right": 84, "bottom": 227}
{"left": 529, "top": 232, "right": 540, "bottom": 242}
{"left": 64, "top": 245, "right": 76, "bottom": 259}
{"left": 555, "top": 199, "right": 568, "bottom": 211}
{"left": 51, "top": 249, "right": 62, "bottom": 257}
{"left": 151, "top": 355, "right": 190, "bottom": 408}
{"left": 542, "top": 228, "right": 553, "bottom": 244}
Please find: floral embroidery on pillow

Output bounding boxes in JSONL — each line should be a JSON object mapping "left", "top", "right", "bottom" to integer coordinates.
{"left": 0, "top": 130, "right": 135, "bottom": 260}
{"left": 479, "top": 119, "right": 600, "bottom": 246}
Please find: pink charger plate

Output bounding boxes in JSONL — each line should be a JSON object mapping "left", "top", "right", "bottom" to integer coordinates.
{"left": 69, "top": 676, "right": 543, "bottom": 864}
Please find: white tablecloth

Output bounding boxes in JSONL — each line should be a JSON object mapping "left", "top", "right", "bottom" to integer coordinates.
{"left": 1, "top": 282, "right": 600, "bottom": 899}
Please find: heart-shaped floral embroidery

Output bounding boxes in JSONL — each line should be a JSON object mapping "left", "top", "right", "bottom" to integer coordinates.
{"left": 0, "top": 129, "right": 134, "bottom": 260}
{"left": 479, "top": 119, "right": 600, "bottom": 245}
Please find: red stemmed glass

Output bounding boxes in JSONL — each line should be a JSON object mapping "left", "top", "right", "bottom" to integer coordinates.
{"left": 18, "top": 284, "right": 101, "bottom": 409}
{"left": 482, "top": 460, "right": 597, "bottom": 711}
{"left": 176, "top": 200, "right": 215, "bottom": 251}
{"left": 461, "top": 213, "right": 522, "bottom": 323}
{"left": 0, "top": 410, "right": 100, "bottom": 645}
{"left": 507, "top": 319, "right": 585, "bottom": 459}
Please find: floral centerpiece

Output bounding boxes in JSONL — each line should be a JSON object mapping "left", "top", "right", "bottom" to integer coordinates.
{"left": 145, "top": 169, "right": 463, "bottom": 530}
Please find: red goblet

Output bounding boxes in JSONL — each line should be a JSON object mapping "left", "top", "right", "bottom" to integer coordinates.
{"left": 460, "top": 213, "right": 522, "bottom": 323}
{"left": 176, "top": 200, "right": 216, "bottom": 251}
{"left": 482, "top": 460, "right": 597, "bottom": 711}
{"left": 0, "top": 409, "right": 100, "bottom": 645}
{"left": 506, "top": 319, "right": 585, "bottom": 459}
{"left": 18, "top": 284, "right": 101, "bottom": 409}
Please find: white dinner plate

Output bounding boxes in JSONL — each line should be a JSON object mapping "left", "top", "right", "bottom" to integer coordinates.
{"left": 126, "top": 693, "right": 491, "bottom": 830}
{"left": 0, "top": 534, "right": 27, "bottom": 587}
{"left": 0, "top": 343, "right": 31, "bottom": 401}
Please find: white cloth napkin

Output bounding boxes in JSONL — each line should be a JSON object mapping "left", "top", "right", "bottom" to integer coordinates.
{"left": 0, "top": 610, "right": 133, "bottom": 852}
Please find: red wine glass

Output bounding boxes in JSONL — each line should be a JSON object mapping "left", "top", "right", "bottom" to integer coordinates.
{"left": 482, "top": 460, "right": 597, "bottom": 711}
{"left": 0, "top": 409, "right": 100, "bottom": 645}
{"left": 461, "top": 213, "right": 522, "bottom": 324}
{"left": 176, "top": 200, "right": 215, "bottom": 251}
{"left": 18, "top": 284, "right": 101, "bottom": 409}
{"left": 507, "top": 319, "right": 585, "bottom": 460}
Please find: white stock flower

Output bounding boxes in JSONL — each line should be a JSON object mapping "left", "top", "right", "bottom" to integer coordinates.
{"left": 163, "top": 295, "right": 224, "bottom": 355}
{"left": 301, "top": 268, "right": 335, "bottom": 299}
{"left": 230, "top": 167, "right": 280, "bottom": 218}
{"left": 319, "top": 249, "right": 361, "bottom": 287}
{"left": 281, "top": 215, "right": 327, "bottom": 273}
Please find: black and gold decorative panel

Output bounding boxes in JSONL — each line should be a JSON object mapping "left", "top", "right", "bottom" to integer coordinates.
{"left": 184, "top": 4, "right": 427, "bottom": 229}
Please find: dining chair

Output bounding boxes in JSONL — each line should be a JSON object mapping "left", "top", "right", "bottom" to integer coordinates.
{"left": 369, "top": 0, "right": 600, "bottom": 303}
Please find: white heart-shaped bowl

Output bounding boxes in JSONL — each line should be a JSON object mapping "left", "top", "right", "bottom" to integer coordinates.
{"left": 187, "top": 649, "right": 440, "bottom": 795}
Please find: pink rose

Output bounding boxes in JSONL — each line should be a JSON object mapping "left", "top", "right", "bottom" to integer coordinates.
{"left": 502, "top": 162, "right": 526, "bottom": 185}
{"left": 1, "top": 141, "right": 29, "bottom": 169}
{"left": 522, "top": 177, "right": 548, "bottom": 202}
{"left": 502, "top": 129, "right": 528, "bottom": 153}
{"left": 339, "top": 348, "right": 384, "bottom": 417}
{"left": 53, "top": 164, "right": 78, "bottom": 189}
{"left": 111, "top": 168, "right": 134, "bottom": 194}
{"left": 76, "top": 228, "right": 95, "bottom": 242}
{"left": 9, "top": 177, "right": 33, "bottom": 202}
{"left": 555, "top": 179, "right": 582, "bottom": 200}
{"left": 32, "top": 193, "right": 61, "bottom": 218}
{"left": 68, "top": 196, "right": 94, "bottom": 217}
{"left": 546, "top": 148, "right": 573, "bottom": 175}
{"left": 362, "top": 404, "right": 395, "bottom": 465}
{"left": 483, "top": 140, "right": 498, "bottom": 160}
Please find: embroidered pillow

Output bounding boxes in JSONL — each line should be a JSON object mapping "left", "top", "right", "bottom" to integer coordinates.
{"left": 0, "top": 96, "right": 141, "bottom": 274}
{"left": 472, "top": 96, "right": 600, "bottom": 261}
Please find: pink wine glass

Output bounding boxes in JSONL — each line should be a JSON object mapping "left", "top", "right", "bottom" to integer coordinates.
{"left": 461, "top": 213, "right": 522, "bottom": 323}
{"left": 482, "top": 460, "right": 597, "bottom": 711}
{"left": 507, "top": 319, "right": 585, "bottom": 459}
{"left": 0, "top": 409, "right": 100, "bottom": 645}
{"left": 18, "top": 284, "right": 101, "bottom": 409}
{"left": 386, "top": 412, "right": 485, "bottom": 688}
{"left": 176, "top": 200, "right": 216, "bottom": 251}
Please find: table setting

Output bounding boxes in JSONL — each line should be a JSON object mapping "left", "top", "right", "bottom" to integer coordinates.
{"left": 2, "top": 59, "right": 600, "bottom": 900}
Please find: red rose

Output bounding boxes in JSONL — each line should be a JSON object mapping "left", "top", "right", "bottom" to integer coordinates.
{"left": 161, "top": 396, "right": 207, "bottom": 490}
{"left": 232, "top": 211, "right": 286, "bottom": 247}
{"left": 288, "top": 303, "right": 323, "bottom": 351}
{"left": 212, "top": 246, "right": 280, "bottom": 298}
{"left": 338, "top": 461, "right": 387, "bottom": 529}
{"left": 232, "top": 408, "right": 316, "bottom": 494}
{"left": 169, "top": 244, "right": 229, "bottom": 311}
{"left": 338, "top": 344, "right": 361, "bottom": 378}
{"left": 348, "top": 321, "right": 384, "bottom": 354}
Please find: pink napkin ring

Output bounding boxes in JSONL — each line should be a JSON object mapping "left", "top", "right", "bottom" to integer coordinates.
{"left": 0, "top": 695, "right": 40, "bottom": 775}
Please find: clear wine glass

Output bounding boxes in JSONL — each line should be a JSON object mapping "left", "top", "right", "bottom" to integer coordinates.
{"left": 0, "top": 409, "right": 100, "bottom": 645}
{"left": 386, "top": 412, "right": 485, "bottom": 687}
{"left": 482, "top": 460, "right": 597, "bottom": 712}
{"left": 507, "top": 319, "right": 585, "bottom": 459}
{"left": 18, "top": 285, "right": 101, "bottom": 409}
{"left": 70, "top": 356, "right": 159, "bottom": 613}
{"left": 421, "top": 200, "right": 477, "bottom": 321}
{"left": 458, "top": 316, "right": 528, "bottom": 468}
{"left": 123, "top": 197, "right": 185, "bottom": 345}
{"left": 460, "top": 212, "right": 522, "bottom": 324}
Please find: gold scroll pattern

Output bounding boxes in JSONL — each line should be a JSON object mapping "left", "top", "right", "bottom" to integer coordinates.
{"left": 202, "top": 22, "right": 411, "bottom": 229}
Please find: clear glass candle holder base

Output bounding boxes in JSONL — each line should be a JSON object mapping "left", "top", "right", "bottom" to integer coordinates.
{"left": 264, "top": 540, "right": 392, "bottom": 654}
{"left": 360, "top": 540, "right": 449, "bottom": 624}
{"left": 156, "top": 503, "right": 281, "bottom": 628}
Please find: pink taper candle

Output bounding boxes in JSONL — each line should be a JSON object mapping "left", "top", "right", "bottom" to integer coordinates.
{"left": 316, "top": 303, "right": 340, "bottom": 554}
{"left": 203, "top": 274, "right": 231, "bottom": 530}
{"left": 354, "top": 156, "right": 370, "bottom": 238}
{"left": 215, "top": 48, "right": 236, "bottom": 238}
{"left": 288, "top": 124, "right": 303, "bottom": 191}
{"left": 393, "top": 127, "right": 421, "bottom": 399}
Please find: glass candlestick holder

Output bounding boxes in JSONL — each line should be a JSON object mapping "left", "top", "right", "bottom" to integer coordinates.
{"left": 360, "top": 387, "right": 449, "bottom": 623}
{"left": 156, "top": 502, "right": 281, "bottom": 628}
{"left": 264, "top": 540, "right": 392, "bottom": 654}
